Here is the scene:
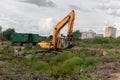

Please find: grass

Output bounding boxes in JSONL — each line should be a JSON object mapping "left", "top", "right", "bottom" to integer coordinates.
{"left": 2, "top": 45, "right": 14, "bottom": 53}
{"left": 1, "top": 38, "right": 120, "bottom": 79}
{"left": 77, "top": 37, "right": 120, "bottom": 49}
{"left": 32, "top": 61, "right": 50, "bottom": 74}
{"left": 0, "top": 54, "right": 12, "bottom": 61}
{"left": 50, "top": 51, "right": 74, "bottom": 66}
{"left": 4, "top": 47, "right": 119, "bottom": 79}
{"left": 105, "top": 53, "right": 120, "bottom": 62}
{"left": 41, "top": 49, "right": 99, "bottom": 78}
{"left": 57, "top": 57, "right": 81, "bottom": 74}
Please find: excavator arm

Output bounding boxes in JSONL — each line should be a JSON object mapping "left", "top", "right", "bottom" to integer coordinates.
{"left": 38, "top": 10, "right": 75, "bottom": 49}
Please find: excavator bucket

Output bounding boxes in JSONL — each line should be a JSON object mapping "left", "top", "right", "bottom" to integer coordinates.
{"left": 38, "top": 42, "right": 52, "bottom": 49}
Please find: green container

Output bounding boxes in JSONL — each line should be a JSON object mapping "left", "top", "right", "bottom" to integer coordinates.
{"left": 11, "top": 33, "right": 29, "bottom": 42}
{"left": 31, "top": 34, "right": 39, "bottom": 42}
{"left": 11, "top": 33, "right": 39, "bottom": 46}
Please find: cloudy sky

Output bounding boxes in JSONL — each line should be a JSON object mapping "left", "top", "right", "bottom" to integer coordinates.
{"left": 1, "top": 0, "right": 120, "bottom": 36}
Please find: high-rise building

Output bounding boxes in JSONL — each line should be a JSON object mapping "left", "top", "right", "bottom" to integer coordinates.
{"left": 105, "top": 26, "right": 116, "bottom": 38}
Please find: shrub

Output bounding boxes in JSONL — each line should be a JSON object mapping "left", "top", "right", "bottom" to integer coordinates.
{"left": 106, "top": 53, "right": 120, "bottom": 62}
{"left": 2, "top": 28, "right": 15, "bottom": 41}
{"left": 21, "top": 55, "right": 50, "bottom": 73}
{"left": 0, "top": 54, "right": 12, "bottom": 61}
{"left": 77, "top": 48, "right": 96, "bottom": 58}
{"left": 92, "top": 37, "right": 111, "bottom": 44}
{"left": 115, "top": 37, "right": 120, "bottom": 44}
{"left": 32, "top": 61, "right": 50, "bottom": 74}
{"left": 58, "top": 57, "right": 81, "bottom": 74}
{"left": 83, "top": 57, "right": 99, "bottom": 68}
{"left": 50, "top": 51, "right": 74, "bottom": 65}
{"left": 22, "top": 54, "right": 38, "bottom": 65}
{"left": 3, "top": 46, "right": 14, "bottom": 53}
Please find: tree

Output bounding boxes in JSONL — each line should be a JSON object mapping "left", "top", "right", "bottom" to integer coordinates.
{"left": 0, "top": 26, "right": 2, "bottom": 33}
{"left": 3, "top": 28, "right": 15, "bottom": 41}
{"left": 72, "top": 30, "right": 81, "bottom": 41}
{"left": 48, "top": 35, "right": 52, "bottom": 40}
{"left": 0, "top": 26, "right": 2, "bottom": 41}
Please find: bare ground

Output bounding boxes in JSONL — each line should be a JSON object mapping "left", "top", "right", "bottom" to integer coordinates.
{"left": 87, "top": 61, "right": 120, "bottom": 80}
{"left": 72, "top": 46, "right": 120, "bottom": 80}
{"left": 1, "top": 43, "right": 120, "bottom": 80}
{"left": 86, "top": 48, "right": 120, "bottom": 80}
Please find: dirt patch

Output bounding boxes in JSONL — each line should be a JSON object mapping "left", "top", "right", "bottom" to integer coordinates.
{"left": 87, "top": 61, "right": 120, "bottom": 80}
{"left": 30, "top": 73, "right": 50, "bottom": 80}
{"left": 0, "top": 61, "right": 50, "bottom": 80}
{"left": 109, "top": 73, "right": 120, "bottom": 80}
{"left": 72, "top": 46, "right": 80, "bottom": 51}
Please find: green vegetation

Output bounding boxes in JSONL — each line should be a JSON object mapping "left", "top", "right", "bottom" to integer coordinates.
{"left": 0, "top": 37, "right": 120, "bottom": 79}
{"left": 32, "top": 61, "right": 50, "bottom": 74}
{"left": 0, "top": 28, "right": 15, "bottom": 41}
{"left": 0, "top": 54, "right": 12, "bottom": 61}
{"left": 2, "top": 45, "right": 14, "bottom": 53}
{"left": 77, "top": 37, "right": 120, "bottom": 49}
{"left": 0, "top": 45, "right": 102, "bottom": 79}
{"left": 14, "top": 48, "right": 119, "bottom": 79}
{"left": 72, "top": 30, "right": 81, "bottom": 40}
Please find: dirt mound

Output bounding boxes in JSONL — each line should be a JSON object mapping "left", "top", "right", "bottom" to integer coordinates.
{"left": 109, "top": 73, "right": 120, "bottom": 80}
{"left": 87, "top": 61, "right": 120, "bottom": 80}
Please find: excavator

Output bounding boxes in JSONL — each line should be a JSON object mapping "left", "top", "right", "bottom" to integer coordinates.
{"left": 38, "top": 10, "right": 75, "bottom": 50}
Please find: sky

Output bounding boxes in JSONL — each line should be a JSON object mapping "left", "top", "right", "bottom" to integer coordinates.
{"left": 1, "top": 0, "right": 120, "bottom": 36}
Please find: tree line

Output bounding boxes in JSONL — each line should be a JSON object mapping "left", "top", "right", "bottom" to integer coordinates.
{"left": 0, "top": 28, "right": 15, "bottom": 41}
{"left": 0, "top": 26, "right": 81, "bottom": 41}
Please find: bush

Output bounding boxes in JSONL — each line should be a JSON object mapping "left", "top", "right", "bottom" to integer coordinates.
{"left": 106, "top": 53, "right": 120, "bottom": 62}
{"left": 50, "top": 51, "right": 74, "bottom": 65}
{"left": 24, "top": 44, "right": 34, "bottom": 54}
{"left": 58, "top": 57, "right": 81, "bottom": 74}
{"left": 77, "top": 48, "right": 96, "bottom": 58}
{"left": 83, "top": 57, "right": 98, "bottom": 68}
{"left": 32, "top": 61, "right": 50, "bottom": 74}
{"left": 115, "top": 37, "right": 120, "bottom": 43}
{"left": 0, "top": 54, "right": 12, "bottom": 61}
{"left": 22, "top": 54, "right": 38, "bottom": 65}
{"left": 2, "top": 28, "right": 15, "bottom": 41}
{"left": 3, "top": 46, "right": 14, "bottom": 53}
{"left": 92, "top": 37, "right": 112, "bottom": 44}
{"left": 72, "top": 30, "right": 81, "bottom": 41}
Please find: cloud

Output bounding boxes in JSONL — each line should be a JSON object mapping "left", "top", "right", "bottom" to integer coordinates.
{"left": 69, "top": 4, "right": 92, "bottom": 13}
{"left": 98, "top": 2, "right": 120, "bottom": 10}
{"left": 38, "top": 17, "right": 55, "bottom": 35}
{"left": 97, "top": 0, "right": 120, "bottom": 16}
{"left": 69, "top": 5, "right": 80, "bottom": 10}
{"left": 18, "top": 0, "right": 56, "bottom": 7}
{"left": 106, "top": 8, "right": 120, "bottom": 16}
{"left": 1, "top": 0, "right": 120, "bottom": 36}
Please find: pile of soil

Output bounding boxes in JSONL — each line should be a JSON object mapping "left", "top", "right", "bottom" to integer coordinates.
{"left": 87, "top": 61, "right": 120, "bottom": 80}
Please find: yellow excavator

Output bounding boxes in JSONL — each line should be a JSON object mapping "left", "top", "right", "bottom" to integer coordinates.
{"left": 38, "top": 10, "right": 75, "bottom": 50}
